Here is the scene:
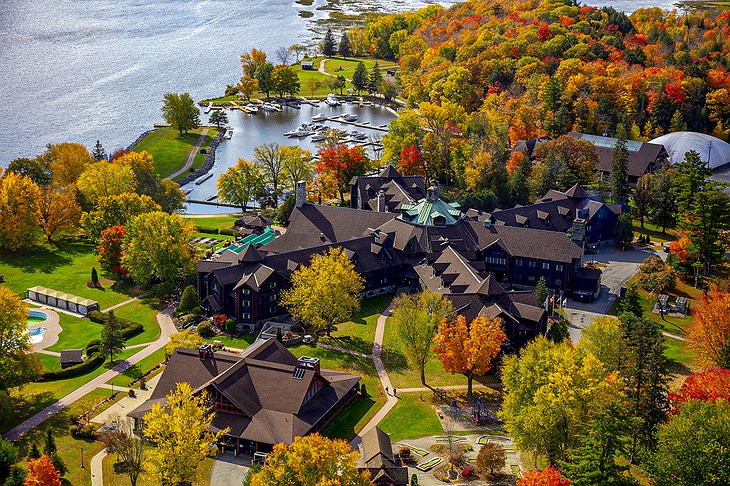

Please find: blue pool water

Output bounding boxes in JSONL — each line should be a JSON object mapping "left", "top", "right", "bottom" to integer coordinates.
{"left": 28, "top": 327, "right": 46, "bottom": 336}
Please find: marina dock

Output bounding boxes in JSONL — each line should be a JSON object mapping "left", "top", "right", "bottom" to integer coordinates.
{"left": 326, "top": 115, "right": 389, "bottom": 132}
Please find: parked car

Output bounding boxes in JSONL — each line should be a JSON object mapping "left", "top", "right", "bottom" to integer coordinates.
{"left": 303, "top": 334, "right": 314, "bottom": 344}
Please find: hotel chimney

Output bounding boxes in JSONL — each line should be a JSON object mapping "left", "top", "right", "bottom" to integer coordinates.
{"left": 295, "top": 180, "right": 307, "bottom": 208}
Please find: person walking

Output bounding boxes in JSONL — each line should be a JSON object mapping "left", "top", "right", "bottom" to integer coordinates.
{"left": 393, "top": 388, "right": 397, "bottom": 397}
{"left": 385, "top": 386, "right": 389, "bottom": 395}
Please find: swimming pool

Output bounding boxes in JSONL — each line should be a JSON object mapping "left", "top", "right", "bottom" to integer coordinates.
{"left": 28, "top": 327, "right": 46, "bottom": 336}
{"left": 28, "top": 310, "right": 48, "bottom": 323}
{"left": 27, "top": 310, "right": 48, "bottom": 344}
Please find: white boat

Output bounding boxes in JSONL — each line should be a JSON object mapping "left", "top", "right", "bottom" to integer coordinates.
{"left": 312, "top": 113, "right": 328, "bottom": 122}
{"left": 285, "top": 126, "right": 311, "bottom": 138}
{"left": 261, "top": 102, "right": 276, "bottom": 112}
{"left": 342, "top": 113, "right": 357, "bottom": 122}
{"left": 325, "top": 94, "right": 340, "bottom": 106}
{"left": 224, "top": 129, "right": 233, "bottom": 140}
{"left": 245, "top": 103, "right": 259, "bottom": 113}
{"left": 351, "top": 131, "right": 367, "bottom": 140}
{"left": 194, "top": 173, "right": 214, "bottom": 185}
{"left": 310, "top": 134, "right": 325, "bottom": 142}
{"left": 204, "top": 104, "right": 212, "bottom": 114}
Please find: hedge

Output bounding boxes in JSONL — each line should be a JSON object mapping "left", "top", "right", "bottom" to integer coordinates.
{"left": 219, "top": 229, "right": 238, "bottom": 237}
{"left": 88, "top": 311, "right": 144, "bottom": 340}
{"left": 196, "top": 226, "right": 219, "bottom": 234}
{"left": 42, "top": 351, "right": 105, "bottom": 380}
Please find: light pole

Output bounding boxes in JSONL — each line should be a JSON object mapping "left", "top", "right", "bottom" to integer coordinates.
{"left": 80, "top": 446, "right": 84, "bottom": 469}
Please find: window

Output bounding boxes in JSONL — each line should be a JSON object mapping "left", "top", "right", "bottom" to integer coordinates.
{"left": 242, "top": 289, "right": 251, "bottom": 295}
{"left": 528, "top": 260, "right": 537, "bottom": 268}
{"left": 556, "top": 264, "right": 564, "bottom": 272}
{"left": 242, "top": 313, "right": 251, "bottom": 319}
{"left": 243, "top": 300, "right": 251, "bottom": 307}
{"left": 269, "top": 295, "right": 276, "bottom": 302}
{"left": 554, "top": 278, "right": 563, "bottom": 287}
{"left": 270, "top": 282, "right": 277, "bottom": 289}
{"left": 542, "top": 262, "right": 550, "bottom": 270}
{"left": 515, "top": 259, "right": 523, "bottom": 267}
{"left": 527, "top": 276, "right": 536, "bottom": 283}
{"left": 485, "top": 256, "right": 507, "bottom": 266}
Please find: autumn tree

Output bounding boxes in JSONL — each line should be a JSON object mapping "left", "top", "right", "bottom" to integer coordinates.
{"left": 34, "top": 186, "right": 81, "bottom": 242}
{"left": 0, "top": 286, "right": 42, "bottom": 391}
{"left": 250, "top": 433, "right": 370, "bottom": 486}
{"left": 46, "top": 142, "right": 94, "bottom": 188}
{"left": 391, "top": 291, "right": 452, "bottom": 386}
{"left": 236, "top": 75, "right": 258, "bottom": 100}
{"left": 517, "top": 467, "right": 570, "bottom": 486}
{"left": 76, "top": 161, "right": 136, "bottom": 205}
{"left": 97, "top": 225, "right": 127, "bottom": 277}
{"left": 398, "top": 145, "right": 426, "bottom": 176}
{"left": 165, "top": 331, "right": 205, "bottom": 357}
{"left": 668, "top": 367, "right": 730, "bottom": 411}
{"left": 433, "top": 315, "right": 506, "bottom": 399}
{"left": 240, "top": 48, "right": 267, "bottom": 78}
{"left": 272, "top": 65, "right": 300, "bottom": 97}
{"left": 209, "top": 110, "right": 228, "bottom": 129}
{"left": 632, "top": 173, "right": 652, "bottom": 228}
{"left": 651, "top": 399, "right": 730, "bottom": 486}
{"left": 280, "top": 145, "right": 315, "bottom": 192}
{"left": 24, "top": 455, "right": 61, "bottom": 486}
{"left": 217, "top": 158, "right": 265, "bottom": 212}
{"left": 0, "top": 171, "right": 41, "bottom": 250}
{"left": 477, "top": 442, "right": 506, "bottom": 475}
{"left": 254, "top": 143, "right": 284, "bottom": 205}
{"left": 280, "top": 247, "right": 364, "bottom": 336}
{"left": 143, "top": 383, "right": 227, "bottom": 485}
{"left": 532, "top": 136, "right": 598, "bottom": 192}
{"left": 687, "top": 286, "right": 730, "bottom": 368}
{"left": 82, "top": 192, "right": 161, "bottom": 244}
{"left": 161, "top": 92, "right": 200, "bottom": 135}
{"left": 578, "top": 316, "right": 622, "bottom": 372}
{"left": 121, "top": 212, "right": 197, "bottom": 287}
{"left": 317, "top": 144, "right": 371, "bottom": 203}
{"left": 155, "top": 178, "right": 186, "bottom": 214}
{"left": 500, "top": 336, "right": 612, "bottom": 464}
{"left": 100, "top": 417, "right": 144, "bottom": 486}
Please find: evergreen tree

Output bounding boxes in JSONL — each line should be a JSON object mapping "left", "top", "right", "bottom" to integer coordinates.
{"left": 4, "top": 464, "right": 26, "bottom": 486}
{"left": 322, "top": 29, "right": 336, "bottom": 57}
{"left": 368, "top": 62, "right": 383, "bottom": 94}
{"left": 338, "top": 32, "right": 351, "bottom": 57}
{"left": 617, "top": 283, "right": 642, "bottom": 318}
{"left": 669, "top": 110, "right": 687, "bottom": 132}
{"left": 649, "top": 168, "right": 675, "bottom": 233}
{"left": 613, "top": 213, "right": 634, "bottom": 249}
{"left": 535, "top": 276, "right": 549, "bottom": 306}
{"left": 43, "top": 428, "right": 56, "bottom": 456}
{"left": 352, "top": 62, "right": 368, "bottom": 94}
{"left": 91, "top": 140, "right": 106, "bottom": 161}
{"left": 508, "top": 157, "right": 531, "bottom": 206}
{"left": 91, "top": 267, "right": 99, "bottom": 285}
{"left": 632, "top": 173, "right": 652, "bottom": 228}
{"left": 673, "top": 150, "right": 710, "bottom": 218}
{"left": 101, "top": 310, "right": 125, "bottom": 364}
{"left": 276, "top": 327, "right": 283, "bottom": 342}
{"left": 619, "top": 314, "right": 670, "bottom": 462}
{"left": 178, "top": 285, "right": 199, "bottom": 314}
{"left": 0, "top": 439, "right": 19, "bottom": 480}
{"left": 209, "top": 110, "right": 228, "bottom": 129}
{"left": 611, "top": 139, "right": 630, "bottom": 206}
{"left": 680, "top": 189, "right": 730, "bottom": 276}
{"left": 28, "top": 443, "right": 40, "bottom": 460}
{"left": 49, "top": 453, "right": 66, "bottom": 477}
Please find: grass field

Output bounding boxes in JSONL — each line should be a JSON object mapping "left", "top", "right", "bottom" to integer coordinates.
{"left": 319, "top": 295, "right": 391, "bottom": 354}
{"left": 182, "top": 215, "right": 240, "bottom": 229}
{"left": 103, "top": 452, "right": 214, "bottom": 486}
{"left": 112, "top": 300, "right": 162, "bottom": 346}
{"left": 132, "top": 126, "right": 218, "bottom": 179}
{"left": 379, "top": 392, "right": 443, "bottom": 442}
{"left": 0, "top": 241, "right": 142, "bottom": 309}
{"left": 632, "top": 219, "right": 678, "bottom": 244}
{"left": 107, "top": 347, "right": 167, "bottom": 388}
{"left": 46, "top": 313, "right": 102, "bottom": 352}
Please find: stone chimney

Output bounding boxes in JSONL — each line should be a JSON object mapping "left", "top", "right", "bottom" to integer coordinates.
{"left": 426, "top": 185, "right": 439, "bottom": 202}
{"left": 295, "top": 180, "right": 306, "bottom": 208}
{"left": 376, "top": 190, "right": 386, "bottom": 212}
{"left": 571, "top": 218, "right": 586, "bottom": 245}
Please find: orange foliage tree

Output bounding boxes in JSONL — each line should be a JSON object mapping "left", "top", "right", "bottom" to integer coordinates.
{"left": 98, "top": 225, "right": 127, "bottom": 277}
{"left": 399, "top": 144, "right": 426, "bottom": 176}
{"left": 433, "top": 315, "right": 506, "bottom": 399}
{"left": 35, "top": 186, "right": 82, "bottom": 243}
{"left": 506, "top": 151, "right": 527, "bottom": 176}
{"left": 517, "top": 467, "right": 570, "bottom": 486}
{"left": 687, "top": 286, "right": 730, "bottom": 368}
{"left": 668, "top": 367, "right": 730, "bottom": 412}
{"left": 24, "top": 455, "right": 61, "bottom": 486}
{"left": 316, "top": 144, "right": 371, "bottom": 203}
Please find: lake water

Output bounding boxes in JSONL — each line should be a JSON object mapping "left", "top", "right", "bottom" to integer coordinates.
{"left": 1, "top": 0, "right": 678, "bottom": 164}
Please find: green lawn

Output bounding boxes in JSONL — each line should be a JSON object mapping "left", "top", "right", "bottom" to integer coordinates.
{"left": 35, "top": 352, "right": 62, "bottom": 372}
{"left": 47, "top": 313, "right": 102, "bottom": 352}
{"left": 5, "top": 348, "right": 137, "bottom": 434}
{"left": 321, "top": 373, "right": 385, "bottom": 441}
{"left": 112, "top": 300, "right": 162, "bottom": 346}
{"left": 632, "top": 219, "right": 677, "bottom": 244}
{"left": 15, "top": 387, "right": 126, "bottom": 486}
{"left": 132, "top": 126, "right": 218, "bottom": 179}
{"left": 107, "top": 347, "right": 167, "bottom": 388}
{"left": 379, "top": 392, "right": 443, "bottom": 442}
{"left": 203, "top": 333, "right": 257, "bottom": 350}
{"left": 0, "top": 240, "right": 142, "bottom": 309}
{"left": 103, "top": 452, "right": 214, "bottom": 486}
{"left": 182, "top": 215, "right": 241, "bottom": 230}
{"left": 319, "top": 295, "right": 391, "bottom": 354}
{"left": 382, "top": 316, "right": 498, "bottom": 389}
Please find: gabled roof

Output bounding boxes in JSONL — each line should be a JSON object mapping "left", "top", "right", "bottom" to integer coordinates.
{"left": 358, "top": 427, "right": 409, "bottom": 485}
{"left": 567, "top": 132, "right": 668, "bottom": 178}
{"left": 379, "top": 164, "right": 401, "bottom": 178}
{"left": 397, "top": 195, "right": 464, "bottom": 226}
{"left": 564, "top": 184, "right": 588, "bottom": 199}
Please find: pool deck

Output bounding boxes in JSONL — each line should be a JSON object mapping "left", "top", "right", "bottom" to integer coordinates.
{"left": 28, "top": 308, "right": 61, "bottom": 352}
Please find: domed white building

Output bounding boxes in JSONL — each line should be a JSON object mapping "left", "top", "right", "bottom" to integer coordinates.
{"left": 650, "top": 132, "right": 730, "bottom": 170}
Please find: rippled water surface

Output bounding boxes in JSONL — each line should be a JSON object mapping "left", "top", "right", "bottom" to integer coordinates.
{"left": 0, "top": 0, "right": 677, "bottom": 162}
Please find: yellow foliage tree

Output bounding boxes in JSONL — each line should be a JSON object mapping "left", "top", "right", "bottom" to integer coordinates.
{"left": 249, "top": 433, "right": 371, "bottom": 486}
{"left": 0, "top": 170, "right": 41, "bottom": 250}
{"left": 688, "top": 286, "right": 730, "bottom": 368}
{"left": 280, "top": 247, "right": 364, "bottom": 336}
{"left": 0, "top": 286, "right": 43, "bottom": 391}
{"left": 432, "top": 315, "right": 506, "bottom": 398}
{"left": 77, "top": 161, "right": 136, "bottom": 205}
{"left": 47, "top": 142, "right": 94, "bottom": 188}
{"left": 143, "top": 382, "right": 227, "bottom": 485}
{"left": 35, "top": 186, "right": 82, "bottom": 242}
{"left": 165, "top": 331, "right": 205, "bottom": 357}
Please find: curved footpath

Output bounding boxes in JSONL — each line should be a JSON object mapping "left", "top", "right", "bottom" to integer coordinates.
{"left": 3, "top": 306, "right": 177, "bottom": 442}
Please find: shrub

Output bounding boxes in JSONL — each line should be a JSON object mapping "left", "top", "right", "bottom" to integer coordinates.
{"left": 178, "top": 285, "right": 199, "bottom": 314}
{"left": 360, "top": 383, "right": 368, "bottom": 397}
{"left": 49, "top": 452, "right": 67, "bottom": 477}
{"left": 0, "top": 438, "right": 19, "bottom": 479}
{"left": 197, "top": 321, "right": 213, "bottom": 337}
{"left": 91, "top": 267, "right": 99, "bottom": 285}
{"left": 4, "top": 464, "right": 27, "bottom": 486}
{"left": 225, "top": 318, "right": 237, "bottom": 333}
{"left": 42, "top": 352, "right": 105, "bottom": 380}
{"left": 72, "top": 424, "right": 96, "bottom": 439}
{"left": 461, "top": 465, "right": 474, "bottom": 478}
{"left": 430, "top": 443, "right": 446, "bottom": 453}
{"left": 212, "top": 314, "right": 227, "bottom": 327}
{"left": 219, "top": 229, "right": 238, "bottom": 236}
{"left": 399, "top": 446, "right": 411, "bottom": 458}
{"left": 411, "top": 473, "right": 418, "bottom": 486}
{"left": 196, "top": 226, "right": 219, "bottom": 234}
{"left": 637, "top": 256, "right": 675, "bottom": 294}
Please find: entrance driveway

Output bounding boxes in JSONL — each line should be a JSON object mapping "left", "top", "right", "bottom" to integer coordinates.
{"left": 210, "top": 452, "right": 250, "bottom": 485}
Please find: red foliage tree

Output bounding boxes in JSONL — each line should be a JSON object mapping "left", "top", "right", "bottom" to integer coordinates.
{"left": 24, "top": 455, "right": 62, "bottom": 486}
{"left": 316, "top": 144, "right": 370, "bottom": 202}
{"left": 668, "top": 367, "right": 730, "bottom": 412}
{"left": 98, "top": 225, "right": 128, "bottom": 277}
{"left": 398, "top": 144, "right": 426, "bottom": 176}
{"left": 518, "top": 467, "right": 570, "bottom": 486}
{"left": 537, "top": 23, "right": 551, "bottom": 42}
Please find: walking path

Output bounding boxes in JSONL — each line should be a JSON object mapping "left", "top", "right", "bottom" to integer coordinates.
{"left": 29, "top": 307, "right": 61, "bottom": 352}
{"left": 3, "top": 306, "right": 177, "bottom": 441}
{"left": 90, "top": 450, "right": 107, "bottom": 486}
{"left": 36, "top": 350, "right": 61, "bottom": 357}
{"left": 350, "top": 304, "right": 397, "bottom": 448}
{"left": 168, "top": 128, "right": 210, "bottom": 180}
{"left": 101, "top": 294, "right": 145, "bottom": 313}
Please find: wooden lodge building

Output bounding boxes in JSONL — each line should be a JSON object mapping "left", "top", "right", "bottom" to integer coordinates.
{"left": 198, "top": 181, "right": 602, "bottom": 349}
{"left": 128, "top": 340, "right": 360, "bottom": 455}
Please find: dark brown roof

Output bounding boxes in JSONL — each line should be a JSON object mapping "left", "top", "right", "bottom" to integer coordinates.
{"left": 60, "top": 349, "right": 83, "bottom": 364}
{"left": 567, "top": 132, "right": 667, "bottom": 178}
{"left": 350, "top": 167, "right": 426, "bottom": 212}
{"left": 128, "top": 339, "right": 360, "bottom": 445}
{"left": 358, "top": 427, "right": 409, "bottom": 486}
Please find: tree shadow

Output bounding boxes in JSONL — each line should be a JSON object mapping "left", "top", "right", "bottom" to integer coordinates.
{"left": 1, "top": 390, "right": 56, "bottom": 436}
{"left": 321, "top": 395, "right": 377, "bottom": 441}
{"left": 380, "top": 346, "right": 408, "bottom": 372}
{"left": 0, "top": 241, "right": 91, "bottom": 275}
{"left": 321, "top": 336, "right": 373, "bottom": 355}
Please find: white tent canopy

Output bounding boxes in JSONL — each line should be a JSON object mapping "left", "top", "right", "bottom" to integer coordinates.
{"left": 650, "top": 131, "right": 730, "bottom": 170}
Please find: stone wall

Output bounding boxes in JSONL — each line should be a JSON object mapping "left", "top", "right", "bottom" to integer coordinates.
{"left": 125, "top": 129, "right": 154, "bottom": 151}
{"left": 176, "top": 128, "right": 227, "bottom": 186}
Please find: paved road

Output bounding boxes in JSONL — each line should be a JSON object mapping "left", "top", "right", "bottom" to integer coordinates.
{"left": 3, "top": 306, "right": 177, "bottom": 441}
{"left": 566, "top": 246, "right": 661, "bottom": 342}
{"left": 168, "top": 127, "right": 209, "bottom": 180}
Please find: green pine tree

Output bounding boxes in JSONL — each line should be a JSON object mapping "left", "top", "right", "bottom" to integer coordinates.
{"left": 611, "top": 139, "right": 630, "bottom": 206}
{"left": 613, "top": 213, "right": 634, "bottom": 249}
{"left": 338, "top": 32, "right": 351, "bottom": 57}
{"left": 535, "top": 276, "right": 549, "bottom": 306}
{"left": 322, "top": 29, "right": 336, "bottom": 57}
{"left": 91, "top": 267, "right": 99, "bottom": 285}
{"left": 276, "top": 327, "right": 283, "bottom": 342}
{"left": 43, "top": 428, "right": 56, "bottom": 455}
{"left": 28, "top": 443, "right": 40, "bottom": 460}
{"left": 673, "top": 150, "right": 711, "bottom": 218}
{"left": 649, "top": 168, "right": 675, "bottom": 233}
{"left": 101, "top": 310, "right": 125, "bottom": 364}
{"left": 352, "top": 62, "right": 368, "bottom": 94}
{"left": 618, "top": 283, "right": 642, "bottom": 318}
{"left": 680, "top": 189, "right": 730, "bottom": 277}
{"left": 91, "top": 140, "right": 106, "bottom": 161}
{"left": 368, "top": 62, "right": 383, "bottom": 94}
{"left": 50, "top": 452, "right": 67, "bottom": 477}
